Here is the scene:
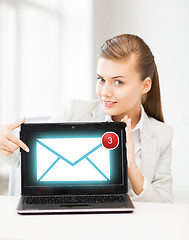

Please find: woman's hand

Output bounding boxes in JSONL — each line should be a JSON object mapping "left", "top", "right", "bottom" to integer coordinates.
{"left": 0, "top": 118, "right": 30, "bottom": 156}
{"left": 122, "top": 115, "right": 137, "bottom": 169}
{"left": 122, "top": 115, "right": 144, "bottom": 195}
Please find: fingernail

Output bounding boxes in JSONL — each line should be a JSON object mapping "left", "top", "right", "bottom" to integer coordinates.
{"left": 25, "top": 148, "right": 30, "bottom": 152}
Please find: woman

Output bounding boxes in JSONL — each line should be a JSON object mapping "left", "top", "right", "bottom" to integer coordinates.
{"left": 0, "top": 34, "right": 173, "bottom": 202}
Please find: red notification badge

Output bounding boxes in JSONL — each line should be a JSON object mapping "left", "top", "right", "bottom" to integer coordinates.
{"left": 101, "top": 132, "right": 119, "bottom": 150}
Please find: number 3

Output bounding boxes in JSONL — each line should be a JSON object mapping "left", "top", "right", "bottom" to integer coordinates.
{"left": 108, "top": 137, "right": 112, "bottom": 144}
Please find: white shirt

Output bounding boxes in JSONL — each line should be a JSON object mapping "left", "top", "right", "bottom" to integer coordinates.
{"left": 105, "top": 105, "right": 145, "bottom": 195}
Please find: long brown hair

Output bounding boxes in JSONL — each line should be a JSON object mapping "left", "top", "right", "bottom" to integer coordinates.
{"left": 99, "top": 34, "right": 164, "bottom": 122}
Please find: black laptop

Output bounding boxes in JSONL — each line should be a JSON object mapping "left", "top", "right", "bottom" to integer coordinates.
{"left": 17, "top": 122, "right": 134, "bottom": 214}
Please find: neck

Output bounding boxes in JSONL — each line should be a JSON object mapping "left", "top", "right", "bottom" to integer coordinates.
{"left": 112, "top": 105, "right": 141, "bottom": 129}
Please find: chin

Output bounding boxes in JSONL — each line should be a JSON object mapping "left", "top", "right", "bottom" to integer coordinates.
{"left": 103, "top": 108, "right": 119, "bottom": 116}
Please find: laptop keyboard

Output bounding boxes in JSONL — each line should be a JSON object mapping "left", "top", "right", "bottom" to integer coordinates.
{"left": 25, "top": 195, "right": 125, "bottom": 205}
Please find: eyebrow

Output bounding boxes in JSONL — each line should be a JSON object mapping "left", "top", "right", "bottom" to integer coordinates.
{"left": 96, "top": 74, "right": 126, "bottom": 79}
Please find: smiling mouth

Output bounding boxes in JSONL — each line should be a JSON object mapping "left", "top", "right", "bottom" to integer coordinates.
{"left": 103, "top": 100, "right": 117, "bottom": 107}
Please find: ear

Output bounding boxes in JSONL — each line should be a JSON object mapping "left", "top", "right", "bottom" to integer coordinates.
{"left": 141, "top": 77, "right": 152, "bottom": 94}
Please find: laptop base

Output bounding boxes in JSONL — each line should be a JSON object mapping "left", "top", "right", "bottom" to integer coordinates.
{"left": 17, "top": 194, "right": 134, "bottom": 214}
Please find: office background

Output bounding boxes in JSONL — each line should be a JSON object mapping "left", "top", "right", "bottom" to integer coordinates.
{"left": 0, "top": 0, "right": 188, "bottom": 202}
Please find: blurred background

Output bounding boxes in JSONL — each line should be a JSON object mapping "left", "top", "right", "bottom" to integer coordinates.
{"left": 0, "top": 0, "right": 189, "bottom": 202}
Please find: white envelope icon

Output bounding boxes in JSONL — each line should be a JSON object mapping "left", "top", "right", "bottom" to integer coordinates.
{"left": 36, "top": 137, "right": 110, "bottom": 182}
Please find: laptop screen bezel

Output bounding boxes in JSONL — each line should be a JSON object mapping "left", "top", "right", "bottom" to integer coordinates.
{"left": 20, "top": 122, "right": 127, "bottom": 196}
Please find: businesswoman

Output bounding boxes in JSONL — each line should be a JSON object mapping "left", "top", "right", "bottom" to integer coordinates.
{"left": 0, "top": 34, "right": 173, "bottom": 203}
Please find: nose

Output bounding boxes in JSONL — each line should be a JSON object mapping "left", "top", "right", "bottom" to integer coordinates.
{"left": 101, "top": 82, "right": 112, "bottom": 98}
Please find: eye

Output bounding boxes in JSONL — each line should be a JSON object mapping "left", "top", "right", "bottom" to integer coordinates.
{"left": 97, "top": 77, "right": 105, "bottom": 84}
{"left": 115, "top": 80, "right": 123, "bottom": 86}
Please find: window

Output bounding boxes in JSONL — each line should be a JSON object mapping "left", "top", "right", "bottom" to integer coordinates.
{"left": 0, "top": 0, "right": 62, "bottom": 123}
{"left": 0, "top": 0, "right": 92, "bottom": 124}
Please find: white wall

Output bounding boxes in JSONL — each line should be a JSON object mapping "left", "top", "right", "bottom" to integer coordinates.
{"left": 92, "top": 0, "right": 189, "bottom": 203}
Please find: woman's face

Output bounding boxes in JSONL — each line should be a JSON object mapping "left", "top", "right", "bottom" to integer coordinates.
{"left": 96, "top": 56, "right": 145, "bottom": 122}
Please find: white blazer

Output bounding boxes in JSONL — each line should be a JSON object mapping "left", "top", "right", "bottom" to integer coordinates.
{"left": 50, "top": 99, "right": 174, "bottom": 203}
{"left": 2, "top": 99, "right": 173, "bottom": 202}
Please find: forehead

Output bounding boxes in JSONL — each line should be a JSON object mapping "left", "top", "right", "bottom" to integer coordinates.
{"left": 96, "top": 55, "right": 139, "bottom": 78}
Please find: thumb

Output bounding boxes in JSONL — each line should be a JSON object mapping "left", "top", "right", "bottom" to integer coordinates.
{"left": 9, "top": 117, "right": 26, "bottom": 131}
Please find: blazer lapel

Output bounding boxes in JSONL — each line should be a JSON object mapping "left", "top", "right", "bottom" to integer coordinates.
{"left": 141, "top": 112, "right": 158, "bottom": 181}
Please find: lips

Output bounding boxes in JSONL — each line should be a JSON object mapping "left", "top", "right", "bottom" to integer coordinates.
{"left": 103, "top": 100, "right": 116, "bottom": 107}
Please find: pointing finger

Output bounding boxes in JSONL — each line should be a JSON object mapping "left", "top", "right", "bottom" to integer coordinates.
{"left": 8, "top": 132, "right": 30, "bottom": 152}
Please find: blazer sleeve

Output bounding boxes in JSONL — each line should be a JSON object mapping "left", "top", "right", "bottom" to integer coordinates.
{"left": 129, "top": 126, "right": 173, "bottom": 203}
{"left": 48, "top": 100, "right": 74, "bottom": 123}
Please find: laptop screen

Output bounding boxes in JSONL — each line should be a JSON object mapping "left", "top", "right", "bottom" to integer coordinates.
{"left": 20, "top": 122, "right": 127, "bottom": 195}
